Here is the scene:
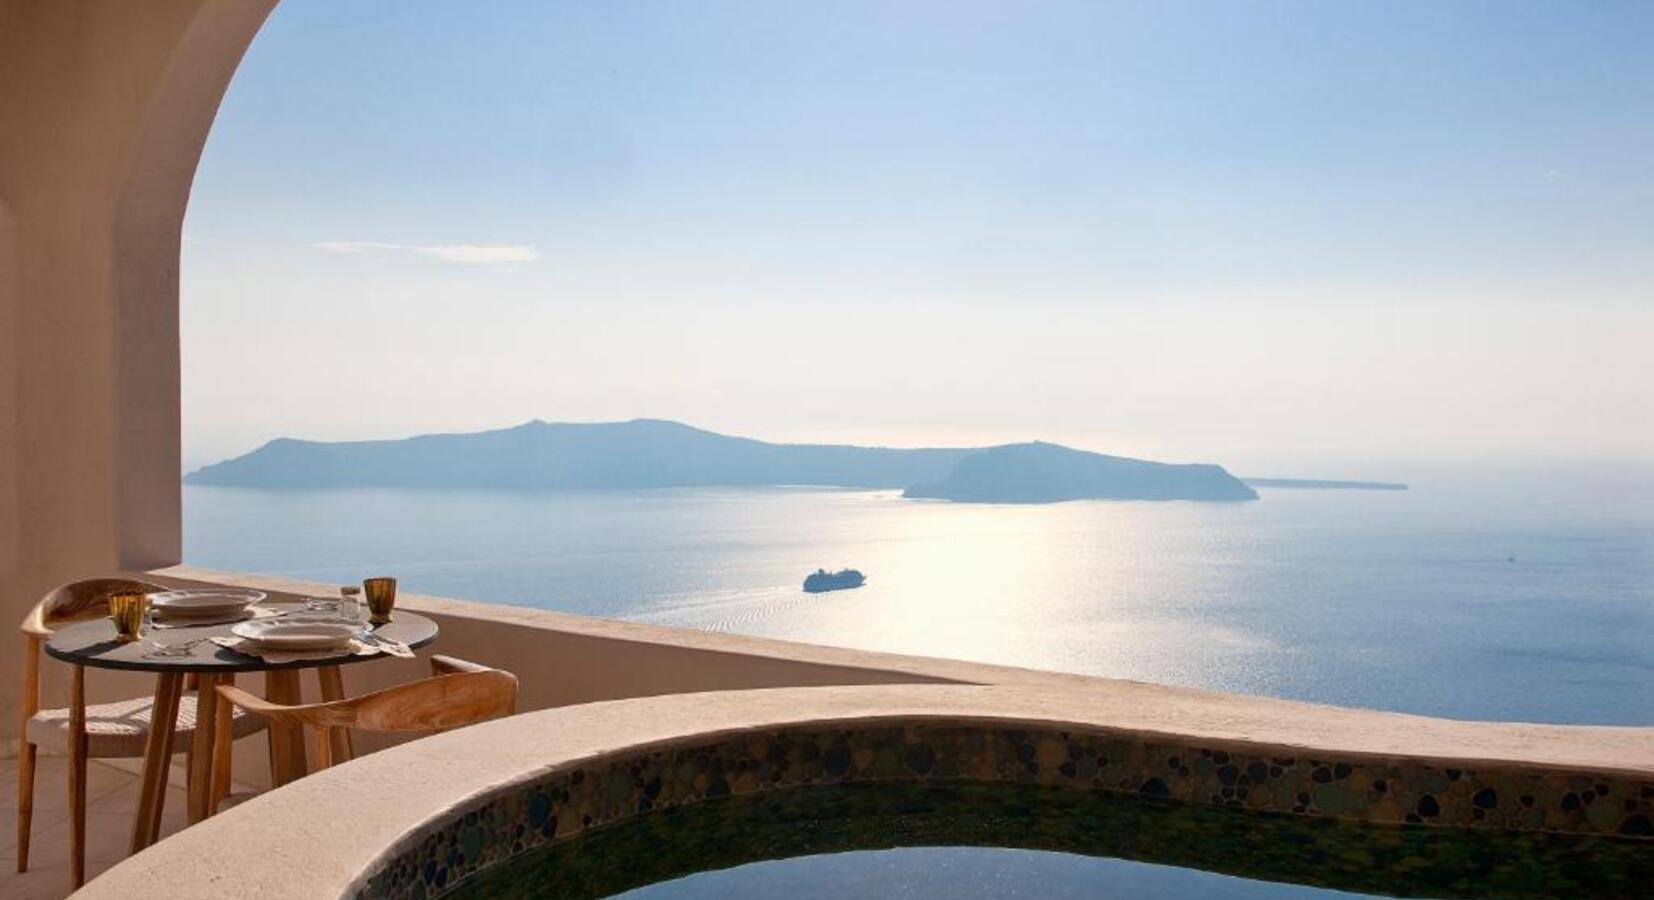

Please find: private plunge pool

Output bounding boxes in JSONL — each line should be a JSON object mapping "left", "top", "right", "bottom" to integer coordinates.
{"left": 78, "top": 685, "right": 1654, "bottom": 900}
{"left": 444, "top": 780, "right": 1648, "bottom": 899}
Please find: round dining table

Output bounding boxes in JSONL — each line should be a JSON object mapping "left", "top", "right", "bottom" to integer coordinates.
{"left": 44, "top": 597, "right": 438, "bottom": 859}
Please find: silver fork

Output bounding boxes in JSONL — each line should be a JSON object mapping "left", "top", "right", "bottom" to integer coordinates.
{"left": 143, "top": 636, "right": 211, "bottom": 659}
{"left": 359, "top": 628, "right": 409, "bottom": 654}
{"left": 358, "top": 628, "right": 392, "bottom": 647}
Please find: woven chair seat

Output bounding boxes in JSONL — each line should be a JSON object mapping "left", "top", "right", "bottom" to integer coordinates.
{"left": 27, "top": 691, "right": 266, "bottom": 758}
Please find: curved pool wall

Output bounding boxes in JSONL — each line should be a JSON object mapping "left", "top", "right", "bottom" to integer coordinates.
{"left": 443, "top": 782, "right": 1649, "bottom": 899}
{"left": 79, "top": 684, "right": 1654, "bottom": 900}
{"left": 359, "top": 724, "right": 1652, "bottom": 899}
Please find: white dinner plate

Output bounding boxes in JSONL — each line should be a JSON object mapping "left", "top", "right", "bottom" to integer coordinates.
{"left": 148, "top": 588, "right": 265, "bottom": 618}
{"left": 230, "top": 620, "right": 359, "bottom": 651}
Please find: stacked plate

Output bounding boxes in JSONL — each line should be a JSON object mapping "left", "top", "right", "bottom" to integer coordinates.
{"left": 148, "top": 588, "right": 265, "bottom": 625}
{"left": 230, "top": 619, "right": 360, "bottom": 653}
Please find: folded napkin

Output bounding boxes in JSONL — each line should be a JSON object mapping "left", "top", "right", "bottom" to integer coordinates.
{"left": 210, "top": 634, "right": 415, "bottom": 664}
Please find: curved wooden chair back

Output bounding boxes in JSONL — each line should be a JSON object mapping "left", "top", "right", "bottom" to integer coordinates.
{"left": 18, "top": 577, "right": 165, "bottom": 726}
{"left": 21, "top": 577, "right": 164, "bottom": 637}
{"left": 213, "top": 655, "right": 518, "bottom": 774}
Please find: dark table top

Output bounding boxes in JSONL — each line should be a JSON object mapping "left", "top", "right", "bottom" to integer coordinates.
{"left": 45, "top": 603, "right": 439, "bottom": 674}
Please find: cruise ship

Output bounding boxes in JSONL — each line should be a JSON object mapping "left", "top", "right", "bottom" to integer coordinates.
{"left": 802, "top": 568, "right": 866, "bottom": 593}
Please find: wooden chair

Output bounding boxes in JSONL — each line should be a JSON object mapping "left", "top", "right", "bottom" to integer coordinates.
{"left": 208, "top": 655, "right": 518, "bottom": 812}
{"left": 15, "top": 577, "right": 267, "bottom": 881}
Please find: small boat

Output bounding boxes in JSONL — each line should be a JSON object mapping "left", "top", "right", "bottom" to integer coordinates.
{"left": 803, "top": 568, "right": 866, "bottom": 593}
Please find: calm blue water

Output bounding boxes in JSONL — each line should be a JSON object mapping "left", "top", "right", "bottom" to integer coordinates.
{"left": 183, "top": 466, "right": 1653, "bottom": 725}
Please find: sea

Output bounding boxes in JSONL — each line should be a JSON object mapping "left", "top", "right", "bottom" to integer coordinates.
{"left": 182, "top": 465, "right": 1653, "bottom": 726}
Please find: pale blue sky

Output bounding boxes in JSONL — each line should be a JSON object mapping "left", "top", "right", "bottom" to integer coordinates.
{"left": 183, "top": 0, "right": 1653, "bottom": 472}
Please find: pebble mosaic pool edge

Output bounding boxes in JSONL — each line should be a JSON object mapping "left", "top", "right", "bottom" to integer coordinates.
{"left": 351, "top": 722, "right": 1654, "bottom": 900}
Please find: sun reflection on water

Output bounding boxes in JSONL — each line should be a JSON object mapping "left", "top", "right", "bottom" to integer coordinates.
{"left": 184, "top": 476, "right": 1654, "bottom": 724}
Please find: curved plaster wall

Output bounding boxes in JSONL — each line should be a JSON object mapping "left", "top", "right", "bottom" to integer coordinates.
{"left": 0, "top": 198, "right": 18, "bottom": 578}
{"left": 80, "top": 684, "right": 1654, "bottom": 900}
{"left": 0, "top": 0, "right": 278, "bottom": 745}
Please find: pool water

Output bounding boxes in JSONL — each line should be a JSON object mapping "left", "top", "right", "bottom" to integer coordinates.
{"left": 614, "top": 846, "right": 1374, "bottom": 899}
{"left": 443, "top": 782, "right": 1650, "bottom": 899}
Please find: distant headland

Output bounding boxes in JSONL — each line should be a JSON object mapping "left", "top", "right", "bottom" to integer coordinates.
{"left": 184, "top": 419, "right": 1393, "bottom": 504}
{"left": 902, "top": 441, "right": 1256, "bottom": 503}
{"left": 1242, "top": 477, "right": 1408, "bottom": 491}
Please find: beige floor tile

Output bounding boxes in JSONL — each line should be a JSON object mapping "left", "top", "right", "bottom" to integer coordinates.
{"left": 2, "top": 753, "right": 215, "bottom": 900}
{"left": 2, "top": 758, "right": 155, "bottom": 900}
{"left": 13, "top": 822, "right": 73, "bottom": 867}
{"left": 0, "top": 757, "right": 136, "bottom": 818}
{"left": 6, "top": 861, "right": 81, "bottom": 900}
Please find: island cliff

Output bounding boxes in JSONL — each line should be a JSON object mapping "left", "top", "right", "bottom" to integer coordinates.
{"left": 187, "top": 419, "right": 971, "bottom": 491}
{"left": 902, "top": 442, "right": 1257, "bottom": 503}
{"left": 186, "top": 419, "right": 1260, "bottom": 503}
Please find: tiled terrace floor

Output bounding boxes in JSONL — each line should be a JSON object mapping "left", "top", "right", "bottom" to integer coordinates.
{"left": 1, "top": 756, "right": 191, "bottom": 899}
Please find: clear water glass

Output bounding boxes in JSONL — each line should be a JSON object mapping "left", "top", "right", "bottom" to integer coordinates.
{"left": 340, "top": 586, "right": 363, "bottom": 624}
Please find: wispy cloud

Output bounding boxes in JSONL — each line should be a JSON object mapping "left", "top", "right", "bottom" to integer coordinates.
{"left": 312, "top": 241, "right": 538, "bottom": 264}
{"left": 314, "top": 240, "right": 403, "bottom": 255}
{"left": 412, "top": 244, "right": 541, "bottom": 264}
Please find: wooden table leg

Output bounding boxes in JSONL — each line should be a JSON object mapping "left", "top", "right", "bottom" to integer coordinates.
{"left": 68, "top": 665, "right": 86, "bottom": 891}
{"left": 130, "top": 671, "right": 184, "bottom": 854}
{"left": 187, "top": 673, "right": 220, "bottom": 823}
{"left": 264, "top": 669, "right": 307, "bottom": 785}
{"left": 316, "top": 665, "right": 354, "bottom": 763}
